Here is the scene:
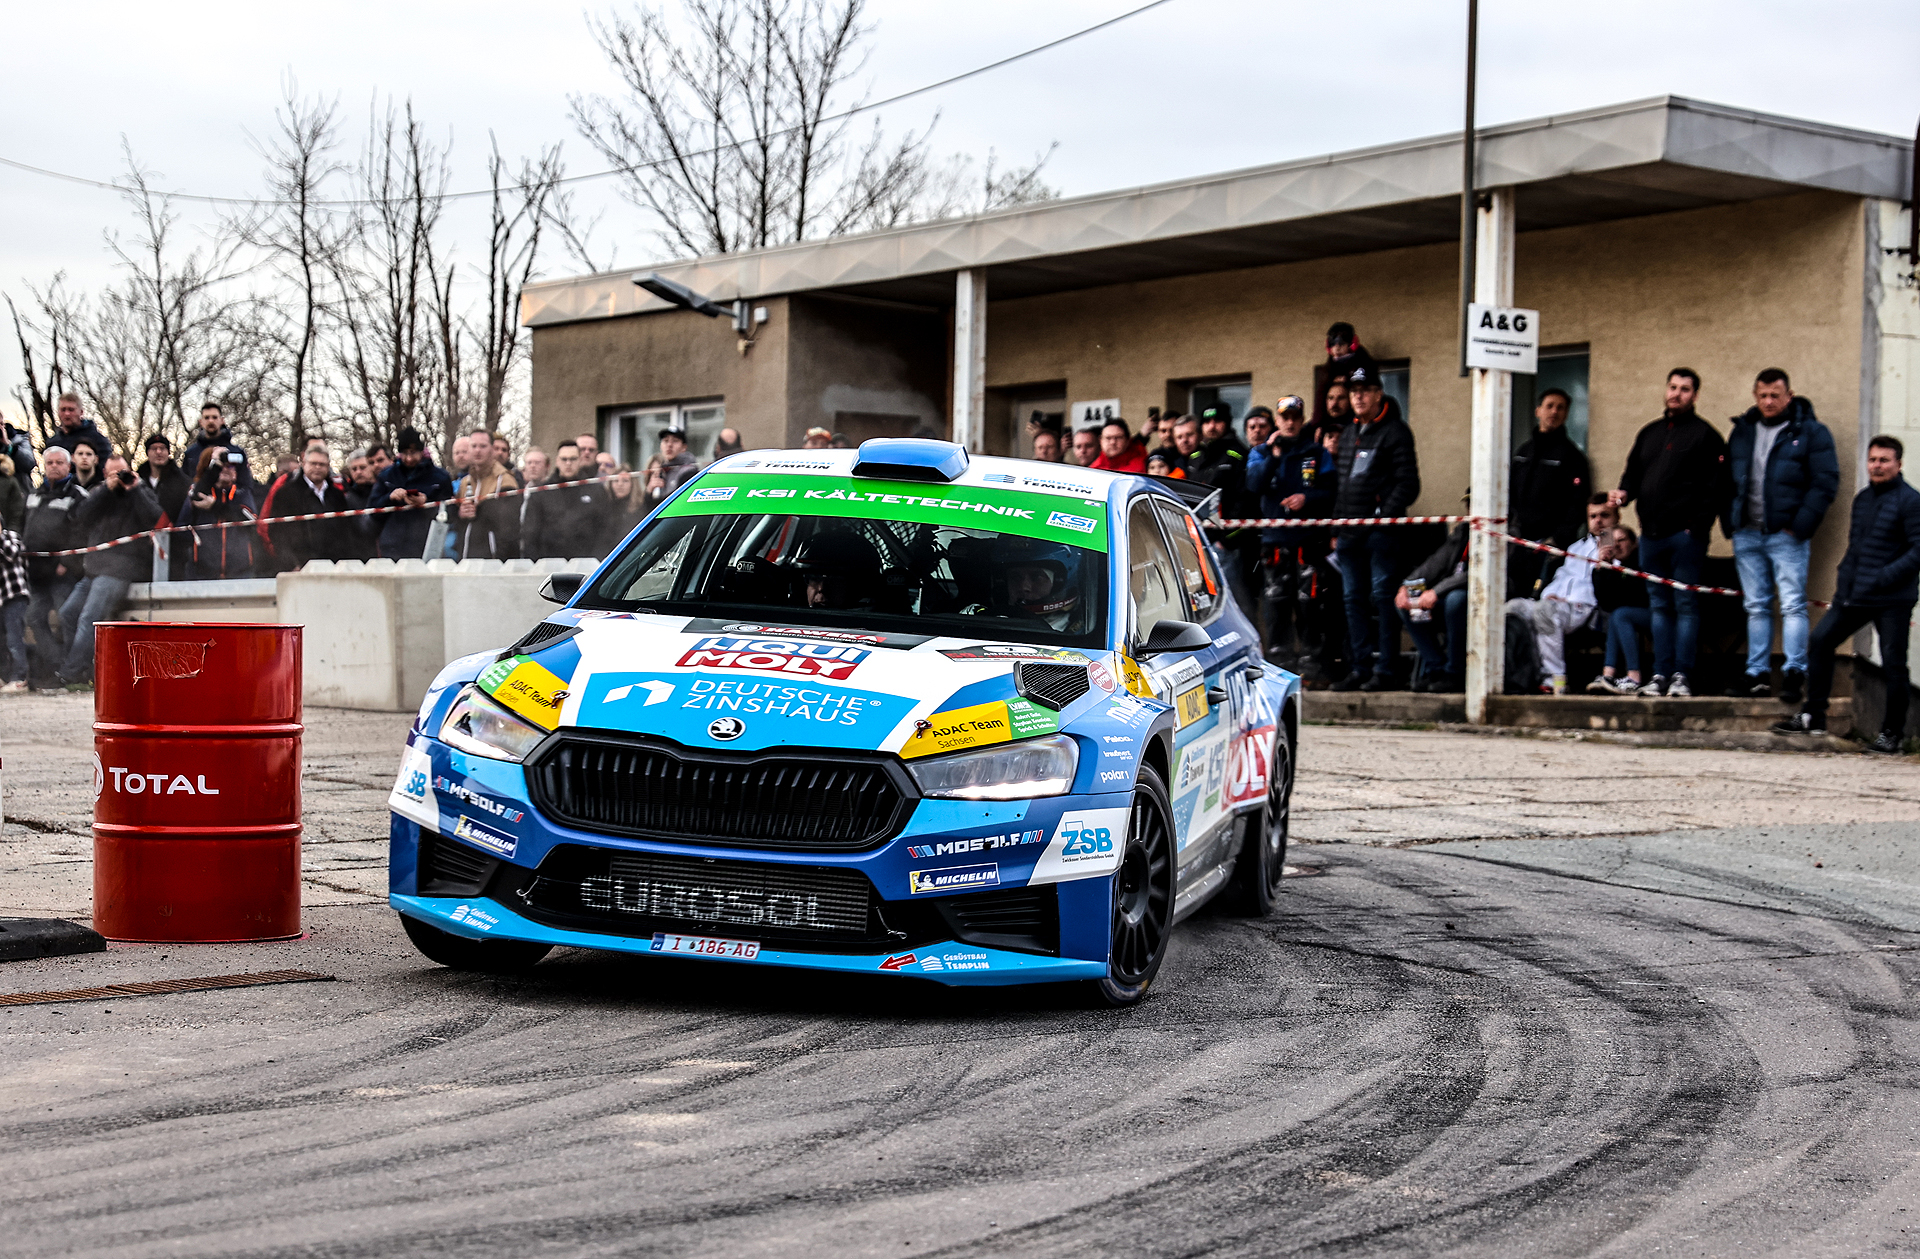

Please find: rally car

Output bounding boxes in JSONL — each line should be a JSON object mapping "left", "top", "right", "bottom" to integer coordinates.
{"left": 387, "top": 438, "right": 1298, "bottom": 1005}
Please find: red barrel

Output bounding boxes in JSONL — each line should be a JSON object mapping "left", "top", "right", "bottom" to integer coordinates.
{"left": 92, "top": 623, "right": 303, "bottom": 942}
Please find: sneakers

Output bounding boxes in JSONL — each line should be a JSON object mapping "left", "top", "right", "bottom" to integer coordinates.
{"left": 1780, "top": 668, "right": 1806, "bottom": 706}
{"left": 1331, "top": 671, "right": 1367, "bottom": 693}
{"left": 0, "top": 680, "right": 25, "bottom": 694}
{"left": 1866, "top": 731, "right": 1905, "bottom": 755}
{"left": 1771, "top": 712, "right": 1825, "bottom": 736}
{"left": 1726, "top": 673, "right": 1771, "bottom": 698}
{"left": 1666, "top": 673, "right": 1693, "bottom": 698}
{"left": 1590, "top": 674, "right": 1638, "bottom": 696}
{"left": 1642, "top": 675, "right": 1667, "bottom": 697}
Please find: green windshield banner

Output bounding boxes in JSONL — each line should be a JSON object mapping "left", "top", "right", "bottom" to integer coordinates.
{"left": 663, "top": 474, "right": 1111, "bottom": 551}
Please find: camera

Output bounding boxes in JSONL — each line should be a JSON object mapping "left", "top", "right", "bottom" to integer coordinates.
{"left": 227, "top": 452, "right": 244, "bottom": 463}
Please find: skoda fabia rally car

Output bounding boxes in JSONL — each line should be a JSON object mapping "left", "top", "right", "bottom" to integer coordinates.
{"left": 388, "top": 439, "right": 1298, "bottom": 1004}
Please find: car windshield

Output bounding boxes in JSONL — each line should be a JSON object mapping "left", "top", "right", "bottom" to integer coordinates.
{"left": 577, "top": 473, "right": 1111, "bottom": 649}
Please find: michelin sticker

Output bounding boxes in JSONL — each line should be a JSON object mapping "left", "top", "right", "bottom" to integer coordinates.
{"left": 1026, "top": 806, "right": 1130, "bottom": 886}
{"left": 907, "top": 864, "right": 1000, "bottom": 895}
{"left": 452, "top": 814, "right": 517, "bottom": 859}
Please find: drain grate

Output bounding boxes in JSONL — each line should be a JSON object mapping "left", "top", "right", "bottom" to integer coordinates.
{"left": 0, "top": 969, "right": 333, "bottom": 1007}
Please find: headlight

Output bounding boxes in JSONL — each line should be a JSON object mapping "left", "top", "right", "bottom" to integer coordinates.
{"left": 905, "top": 734, "right": 1079, "bottom": 800}
{"left": 437, "top": 685, "right": 547, "bottom": 762}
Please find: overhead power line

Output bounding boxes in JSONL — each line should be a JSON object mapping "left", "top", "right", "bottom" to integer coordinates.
{"left": 0, "top": 0, "right": 1177, "bottom": 211}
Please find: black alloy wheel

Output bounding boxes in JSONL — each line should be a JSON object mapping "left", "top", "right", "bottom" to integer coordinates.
{"left": 1090, "top": 763, "right": 1175, "bottom": 1007}
{"left": 1230, "top": 716, "right": 1294, "bottom": 915}
{"left": 399, "top": 912, "right": 553, "bottom": 974}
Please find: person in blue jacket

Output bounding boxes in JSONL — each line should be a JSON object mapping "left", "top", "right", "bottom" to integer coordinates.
{"left": 1247, "top": 395, "right": 1336, "bottom": 665}
{"left": 370, "top": 427, "right": 454, "bottom": 560}
{"left": 1724, "top": 368, "right": 1839, "bottom": 702}
{"left": 1775, "top": 435, "right": 1920, "bottom": 753}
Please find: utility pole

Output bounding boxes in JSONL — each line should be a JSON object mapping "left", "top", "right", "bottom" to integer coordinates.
{"left": 1458, "top": 0, "right": 1477, "bottom": 379}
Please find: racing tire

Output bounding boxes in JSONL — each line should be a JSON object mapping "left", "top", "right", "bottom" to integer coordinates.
{"left": 398, "top": 912, "right": 552, "bottom": 974}
{"left": 1229, "top": 716, "right": 1294, "bottom": 916}
{"left": 1088, "top": 763, "right": 1176, "bottom": 1007}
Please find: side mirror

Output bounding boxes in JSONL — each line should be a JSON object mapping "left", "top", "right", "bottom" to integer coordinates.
{"left": 1136, "top": 618, "right": 1212, "bottom": 656}
{"left": 539, "top": 572, "right": 586, "bottom": 605}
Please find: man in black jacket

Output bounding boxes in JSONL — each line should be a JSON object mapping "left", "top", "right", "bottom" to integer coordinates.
{"left": 1724, "top": 369, "right": 1839, "bottom": 701}
{"left": 1329, "top": 357, "right": 1421, "bottom": 691}
{"left": 22, "top": 448, "right": 89, "bottom": 688}
{"left": 521, "top": 441, "right": 609, "bottom": 560}
{"left": 265, "top": 445, "right": 349, "bottom": 572}
{"left": 45, "top": 393, "right": 113, "bottom": 467}
{"left": 370, "top": 428, "right": 454, "bottom": 560}
{"left": 139, "top": 434, "right": 192, "bottom": 582}
{"left": 57, "top": 454, "right": 161, "bottom": 686}
{"left": 1607, "top": 368, "right": 1733, "bottom": 698}
{"left": 1775, "top": 435, "right": 1920, "bottom": 753}
{"left": 1509, "top": 388, "right": 1591, "bottom": 596}
{"left": 180, "top": 402, "right": 254, "bottom": 492}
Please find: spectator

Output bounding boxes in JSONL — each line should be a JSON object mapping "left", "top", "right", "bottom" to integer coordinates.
{"left": 1505, "top": 495, "right": 1620, "bottom": 694}
{"left": 1510, "top": 387, "right": 1592, "bottom": 596}
{"left": 447, "top": 434, "right": 473, "bottom": 482}
{"left": 1146, "top": 452, "right": 1179, "bottom": 478}
{"left": 22, "top": 448, "right": 87, "bottom": 687}
{"left": 1608, "top": 367, "right": 1733, "bottom": 698}
{"left": 516, "top": 447, "right": 549, "bottom": 541}
{"left": 1188, "top": 405, "right": 1250, "bottom": 507}
{"left": 1725, "top": 368, "right": 1839, "bottom": 702}
{"left": 1168, "top": 416, "right": 1202, "bottom": 467}
{"left": 58, "top": 454, "right": 160, "bottom": 687}
{"left": 1318, "top": 379, "right": 1353, "bottom": 456}
{"left": 180, "top": 402, "right": 252, "bottom": 490}
{"left": 1244, "top": 406, "right": 1275, "bottom": 451}
{"left": 575, "top": 433, "right": 600, "bottom": 464}
{"left": 340, "top": 447, "right": 382, "bottom": 561}
{"left": 45, "top": 392, "right": 114, "bottom": 466}
{"left": 264, "top": 444, "right": 349, "bottom": 572}
{"left": 490, "top": 432, "right": 513, "bottom": 475}
{"left": 0, "top": 455, "right": 23, "bottom": 533}
{"left": 1315, "top": 322, "right": 1367, "bottom": 433}
{"left": 1330, "top": 356, "right": 1421, "bottom": 692}
{"left": 137, "top": 434, "right": 191, "bottom": 581}
{"left": 713, "top": 427, "right": 745, "bottom": 459}
{"left": 645, "top": 427, "right": 700, "bottom": 506}
{"left": 366, "top": 442, "right": 393, "bottom": 477}
{"left": 1090, "top": 419, "right": 1148, "bottom": 473}
{"left": 1068, "top": 426, "right": 1100, "bottom": 467}
{"left": 802, "top": 427, "right": 833, "bottom": 450}
{"left": 1248, "top": 396, "right": 1336, "bottom": 661}
{"left": 1775, "top": 435, "right": 1920, "bottom": 753}
{"left": 176, "top": 449, "right": 261, "bottom": 581}
{"left": 603, "top": 464, "right": 648, "bottom": 551}
{"left": 71, "top": 443, "right": 101, "bottom": 493}
{"left": 1396, "top": 518, "right": 1471, "bottom": 693}
{"left": 370, "top": 427, "right": 454, "bottom": 561}
{"left": 453, "top": 432, "right": 519, "bottom": 561}
{"left": 1587, "top": 526, "right": 1649, "bottom": 694}
{"left": 1139, "top": 411, "right": 1165, "bottom": 452}
{"left": 4, "top": 420, "right": 36, "bottom": 496}
{"left": 596, "top": 450, "right": 619, "bottom": 477}
{"left": 521, "top": 440, "right": 607, "bottom": 560}
{"left": 0, "top": 524, "right": 28, "bottom": 693}
{"left": 1031, "top": 430, "right": 1063, "bottom": 463}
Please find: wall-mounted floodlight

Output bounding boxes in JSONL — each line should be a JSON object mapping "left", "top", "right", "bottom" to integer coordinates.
{"left": 632, "top": 272, "right": 752, "bottom": 333}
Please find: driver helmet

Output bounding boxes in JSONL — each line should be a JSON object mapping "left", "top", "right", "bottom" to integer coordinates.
{"left": 992, "top": 537, "right": 1082, "bottom": 620}
{"left": 791, "top": 530, "right": 883, "bottom": 608}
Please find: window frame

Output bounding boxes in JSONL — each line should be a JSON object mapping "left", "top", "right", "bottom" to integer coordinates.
{"left": 1124, "top": 497, "right": 1187, "bottom": 652}
{"left": 1149, "top": 496, "right": 1226, "bottom": 627}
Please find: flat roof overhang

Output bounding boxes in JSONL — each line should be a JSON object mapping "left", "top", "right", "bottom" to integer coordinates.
{"left": 522, "top": 95, "right": 1914, "bottom": 326}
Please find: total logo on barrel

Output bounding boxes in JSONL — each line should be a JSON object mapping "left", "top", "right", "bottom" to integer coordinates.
{"left": 92, "top": 753, "right": 221, "bottom": 798}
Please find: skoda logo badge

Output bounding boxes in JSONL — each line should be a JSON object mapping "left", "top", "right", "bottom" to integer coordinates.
{"left": 708, "top": 717, "right": 745, "bottom": 741}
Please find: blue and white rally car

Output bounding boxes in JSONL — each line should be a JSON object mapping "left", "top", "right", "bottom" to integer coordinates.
{"left": 388, "top": 439, "right": 1298, "bottom": 1005}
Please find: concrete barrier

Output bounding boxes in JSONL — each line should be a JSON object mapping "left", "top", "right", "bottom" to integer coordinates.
{"left": 123, "top": 579, "right": 279, "bottom": 623}
{"left": 278, "top": 558, "right": 598, "bottom": 711}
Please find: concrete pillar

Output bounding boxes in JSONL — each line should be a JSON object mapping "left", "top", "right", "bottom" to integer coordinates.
{"left": 951, "top": 269, "right": 987, "bottom": 451}
{"left": 1465, "top": 187, "right": 1515, "bottom": 723}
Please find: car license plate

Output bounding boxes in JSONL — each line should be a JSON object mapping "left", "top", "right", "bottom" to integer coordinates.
{"left": 650, "top": 931, "right": 761, "bottom": 960}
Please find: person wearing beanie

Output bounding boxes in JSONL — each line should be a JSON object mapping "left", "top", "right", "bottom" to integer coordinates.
{"left": 369, "top": 426, "right": 454, "bottom": 560}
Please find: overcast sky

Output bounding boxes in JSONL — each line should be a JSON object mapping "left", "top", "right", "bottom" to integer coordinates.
{"left": 4, "top": 0, "right": 1916, "bottom": 421}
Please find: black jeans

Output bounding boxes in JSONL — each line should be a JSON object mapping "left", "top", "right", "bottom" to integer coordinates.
{"left": 1807, "top": 602, "right": 1913, "bottom": 735}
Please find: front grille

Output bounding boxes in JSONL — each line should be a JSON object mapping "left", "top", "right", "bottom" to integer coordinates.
{"left": 525, "top": 734, "right": 913, "bottom": 851}
{"left": 418, "top": 830, "right": 498, "bottom": 896}
{"left": 518, "top": 846, "right": 876, "bottom": 940}
{"left": 1015, "top": 662, "right": 1091, "bottom": 711}
{"left": 938, "top": 885, "right": 1058, "bottom": 955}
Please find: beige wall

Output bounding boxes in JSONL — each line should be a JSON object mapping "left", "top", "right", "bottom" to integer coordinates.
{"left": 985, "top": 190, "right": 1870, "bottom": 599}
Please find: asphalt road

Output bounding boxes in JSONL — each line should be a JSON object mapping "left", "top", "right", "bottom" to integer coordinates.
{"left": 7, "top": 814, "right": 1920, "bottom": 1257}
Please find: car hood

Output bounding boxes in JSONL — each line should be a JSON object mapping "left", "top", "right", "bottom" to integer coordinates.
{"left": 472, "top": 610, "right": 1152, "bottom": 756}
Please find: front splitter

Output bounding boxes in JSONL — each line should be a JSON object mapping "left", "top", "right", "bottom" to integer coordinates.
{"left": 391, "top": 894, "right": 1108, "bottom": 986}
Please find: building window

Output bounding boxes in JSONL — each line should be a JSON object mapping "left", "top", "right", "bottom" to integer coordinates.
{"left": 1510, "top": 347, "right": 1590, "bottom": 453}
{"left": 1378, "top": 358, "right": 1411, "bottom": 424}
{"left": 600, "top": 399, "right": 726, "bottom": 470}
{"left": 1186, "top": 377, "right": 1252, "bottom": 426}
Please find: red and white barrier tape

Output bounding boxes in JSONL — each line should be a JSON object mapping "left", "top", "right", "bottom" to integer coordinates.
{"left": 28, "top": 470, "right": 624, "bottom": 558}
{"left": 1212, "top": 514, "right": 1501, "bottom": 529}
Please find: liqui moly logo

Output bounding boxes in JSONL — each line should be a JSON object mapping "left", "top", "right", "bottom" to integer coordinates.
{"left": 676, "top": 635, "right": 869, "bottom": 680}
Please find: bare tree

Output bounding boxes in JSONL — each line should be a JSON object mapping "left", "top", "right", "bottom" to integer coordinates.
{"left": 572, "top": 0, "right": 1055, "bottom": 257}
{"left": 477, "top": 138, "right": 564, "bottom": 432}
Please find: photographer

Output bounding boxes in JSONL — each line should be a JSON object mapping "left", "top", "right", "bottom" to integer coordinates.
{"left": 175, "top": 449, "right": 261, "bottom": 580}
{"left": 56, "top": 454, "right": 160, "bottom": 687}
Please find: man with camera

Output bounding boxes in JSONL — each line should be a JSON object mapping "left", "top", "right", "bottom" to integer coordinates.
{"left": 181, "top": 402, "right": 253, "bottom": 492}
{"left": 56, "top": 454, "right": 160, "bottom": 688}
